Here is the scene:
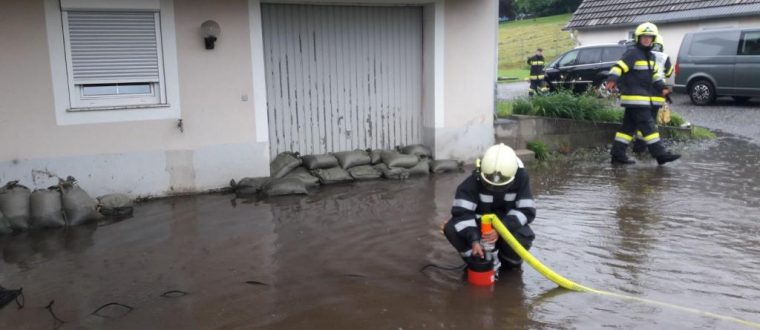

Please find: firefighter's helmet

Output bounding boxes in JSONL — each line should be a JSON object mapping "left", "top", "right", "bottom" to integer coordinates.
{"left": 477, "top": 143, "right": 519, "bottom": 187}
{"left": 634, "top": 22, "right": 659, "bottom": 43}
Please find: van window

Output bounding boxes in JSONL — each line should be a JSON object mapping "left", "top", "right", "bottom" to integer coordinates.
{"left": 739, "top": 31, "right": 760, "bottom": 55}
{"left": 559, "top": 50, "right": 579, "bottom": 66}
{"left": 576, "top": 48, "right": 602, "bottom": 65}
{"left": 602, "top": 47, "right": 625, "bottom": 62}
{"left": 689, "top": 32, "right": 737, "bottom": 56}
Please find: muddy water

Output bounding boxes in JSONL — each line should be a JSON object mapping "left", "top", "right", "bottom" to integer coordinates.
{"left": 2, "top": 138, "right": 760, "bottom": 329}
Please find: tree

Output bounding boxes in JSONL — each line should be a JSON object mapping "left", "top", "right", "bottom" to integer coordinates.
{"left": 514, "top": 0, "right": 582, "bottom": 17}
{"left": 499, "top": 0, "right": 516, "bottom": 19}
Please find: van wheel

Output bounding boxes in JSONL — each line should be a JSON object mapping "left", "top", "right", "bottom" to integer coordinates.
{"left": 732, "top": 96, "right": 751, "bottom": 103}
{"left": 689, "top": 79, "right": 715, "bottom": 105}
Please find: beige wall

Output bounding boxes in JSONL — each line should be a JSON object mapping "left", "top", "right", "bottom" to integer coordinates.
{"left": 443, "top": 0, "right": 497, "bottom": 129}
{"left": 0, "top": 0, "right": 255, "bottom": 161}
{"left": 0, "top": 0, "right": 498, "bottom": 195}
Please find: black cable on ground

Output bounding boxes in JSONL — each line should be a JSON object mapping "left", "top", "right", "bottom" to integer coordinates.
{"left": 45, "top": 300, "right": 65, "bottom": 328}
{"left": 419, "top": 263, "right": 466, "bottom": 273}
{"left": 90, "top": 302, "right": 134, "bottom": 319}
{"left": 160, "top": 290, "right": 189, "bottom": 298}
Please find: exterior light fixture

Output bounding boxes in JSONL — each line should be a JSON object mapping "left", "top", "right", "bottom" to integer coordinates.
{"left": 201, "top": 20, "right": 220, "bottom": 50}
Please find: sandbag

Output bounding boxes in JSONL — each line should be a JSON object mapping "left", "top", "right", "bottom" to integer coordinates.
{"left": 0, "top": 210, "right": 11, "bottom": 235}
{"left": 0, "top": 181, "right": 31, "bottom": 231}
{"left": 374, "top": 164, "right": 410, "bottom": 180}
{"left": 408, "top": 159, "right": 431, "bottom": 177}
{"left": 381, "top": 151, "right": 419, "bottom": 168}
{"left": 30, "top": 188, "right": 66, "bottom": 229}
{"left": 367, "top": 149, "right": 391, "bottom": 165}
{"left": 60, "top": 177, "right": 101, "bottom": 226}
{"left": 230, "top": 177, "right": 271, "bottom": 196}
{"left": 431, "top": 159, "right": 464, "bottom": 174}
{"left": 270, "top": 152, "right": 302, "bottom": 178}
{"left": 263, "top": 177, "right": 310, "bottom": 196}
{"left": 332, "top": 150, "right": 371, "bottom": 169}
{"left": 312, "top": 167, "right": 354, "bottom": 184}
{"left": 399, "top": 144, "right": 433, "bottom": 158}
{"left": 97, "top": 193, "right": 134, "bottom": 218}
{"left": 301, "top": 154, "right": 339, "bottom": 170}
{"left": 284, "top": 167, "right": 320, "bottom": 187}
{"left": 348, "top": 165, "right": 382, "bottom": 181}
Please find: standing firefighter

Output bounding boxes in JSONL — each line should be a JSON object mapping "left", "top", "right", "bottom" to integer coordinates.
{"left": 443, "top": 144, "right": 536, "bottom": 278}
{"left": 527, "top": 48, "right": 545, "bottom": 96}
{"left": 633, "top": 34, "right": 675, "bottom": 153}
{"left": 605, "top": 22, "right": 680, "bottom": 165}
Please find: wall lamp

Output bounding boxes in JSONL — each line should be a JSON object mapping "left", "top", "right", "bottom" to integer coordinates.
{"left": 201, "top": 20, "right": 220, "bottom": 50}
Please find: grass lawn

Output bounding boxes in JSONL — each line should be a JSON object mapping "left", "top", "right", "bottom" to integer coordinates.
{"left": 498, "top": 13, "right": 575, "bottom": 81}
{"left": 497, "top": 68, "right": 530, "bottom": 82}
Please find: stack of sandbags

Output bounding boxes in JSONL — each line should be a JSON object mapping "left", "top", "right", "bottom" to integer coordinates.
{"left": 377, "top": 150, "right": 419, "bottom": 179}
{"left": 0, "top": 209, "right": 11, "bottom": 235}
{"left": 230, "top": 177, "right": 271, "bottom": 196}
{"left": 430, "top": 159, "right": 464, "bottom": 174}
{"left": 97, "top": 193, "right": 135, "bottom": 218}
{"left": 29, "top": 187, "right": 66, "bottom": 229}
{"left": 308, "top": 150, "right": 364, "bottom": 183}
{"left": 270, "top": 152, "right": 302, "bottom": 179}
{"left": 60, "top": 176, "right": 102, "bottom": 226}
{"left": 397, "top": 144, "right": 433, "bottom": 159}
{"left": 0, "top": 181, "right": 31, "bottom": 232}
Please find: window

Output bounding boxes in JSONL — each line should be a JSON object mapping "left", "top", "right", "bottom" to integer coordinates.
{"left": 63, "top": 10, "right": 165, "bottom": 109}
{"left": 602, "top": 46, "right": 625, "bottom": 62}
{"left": 45, "top": 0, "right": 180, "bottom": 125}
{"left": 558, "top": 50, "right": 579, "bottom": 67}
{"left": 576, "top": 48, "right": 602, "bottom": 65}
{"left": 739, "top": 31, "right": 760, "bottom": 55}
{"left": 689, "top": 32, "right": 737, "bottom": 56}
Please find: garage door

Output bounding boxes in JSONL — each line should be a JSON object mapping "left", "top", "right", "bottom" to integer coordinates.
{"left": 261, "top": 4, "right": 423, "bottom": 156}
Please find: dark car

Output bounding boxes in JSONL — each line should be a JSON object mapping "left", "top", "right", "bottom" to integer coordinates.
{"left": 544, "top": 43, "right": 627, "bottom": 94}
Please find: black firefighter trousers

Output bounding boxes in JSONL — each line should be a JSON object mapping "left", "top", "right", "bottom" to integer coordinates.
{"left": 443, "top": 217, "right": 534, "bottom": 269}
{"left": 612, "top": 106, "right": 666, "bottom": 159}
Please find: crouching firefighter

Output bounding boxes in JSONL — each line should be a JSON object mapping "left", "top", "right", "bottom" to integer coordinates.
{"left": 443, "top": 143, "right": 536, "bottom": 279}
{"left": 605, "top": 22, "right": 680, "bottom": 165}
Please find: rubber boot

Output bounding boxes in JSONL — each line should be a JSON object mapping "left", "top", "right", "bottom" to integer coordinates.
{"left": 632, "top": 139, "right": 647, "bottom": 154}
{"left": 657, "top": 152, "right": 681, "bottom": 165}
{"left": 611, "top": 141, "right": 635, "bottom": 165}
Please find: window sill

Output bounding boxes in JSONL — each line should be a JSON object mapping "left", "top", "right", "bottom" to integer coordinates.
{"left": 67, "top": 103, "right": 171, "bottom": 112}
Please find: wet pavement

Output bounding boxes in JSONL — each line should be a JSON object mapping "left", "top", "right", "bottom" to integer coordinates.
{"left": 2, "top": 92, "right": 760, "bottom": 329}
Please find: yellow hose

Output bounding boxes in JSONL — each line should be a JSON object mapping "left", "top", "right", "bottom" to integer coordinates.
{"left": 482, "top": 214, "right": 760, "bottom": 329}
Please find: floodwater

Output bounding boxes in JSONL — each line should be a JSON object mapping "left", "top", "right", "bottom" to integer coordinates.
{"left": 2, "top": 138, "right": 760, "bottom": 329}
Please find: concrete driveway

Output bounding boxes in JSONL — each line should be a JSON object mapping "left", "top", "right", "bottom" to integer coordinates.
{"left": 669, "top": 93, "right": 760, "bottom": 142}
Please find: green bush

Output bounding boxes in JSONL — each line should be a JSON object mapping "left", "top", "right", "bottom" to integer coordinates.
{"left": 523, "top": 90, "right": 623, "bottom": 123}
{"left": 691, "top": 126, "right": 716, "bottom": 139}
{"left": 527, "top": 141, "right": 549, "bottom": 161}
{"left": 667, "top": 112, "right": 685, "bottom": 127}
{"left": 512, "top": 98, "right": 534, "bottom": 115}
{"left": 496, "top": 100, "right": 513, "bottom": 118}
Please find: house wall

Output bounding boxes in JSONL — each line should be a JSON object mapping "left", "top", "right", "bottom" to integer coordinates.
{"left": 572, "top": 16, "right": 760, "bottom": 79}
{"left": 0, "top": 0, "right": 497, "bottom": 197}
{"left": 0, "top": 0, "right": 267, "bottom": 197}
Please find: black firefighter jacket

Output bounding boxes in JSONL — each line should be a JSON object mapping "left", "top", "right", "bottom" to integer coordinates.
{"left": 450, "top": 165, "right": 536, "bottom": 246}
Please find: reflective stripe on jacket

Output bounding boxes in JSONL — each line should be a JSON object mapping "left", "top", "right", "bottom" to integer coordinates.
{"left": 527, "top": 54, "right": 545, "bottom": 76}
{"left": 607, "top": 46, "right": 666, "bottom": 108}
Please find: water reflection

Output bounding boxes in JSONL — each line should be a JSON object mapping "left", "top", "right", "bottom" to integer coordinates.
{"left": 1, "top": 224, "right": 97, "bottom": 269}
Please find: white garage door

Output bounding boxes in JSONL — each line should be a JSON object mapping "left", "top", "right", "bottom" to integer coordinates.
{"left": 261, "top": 4, "right": 423, "bottom": 156}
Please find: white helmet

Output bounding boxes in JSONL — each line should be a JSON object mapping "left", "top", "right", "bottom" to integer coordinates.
{"left": 478, "top": 143, "right": 519, "bottom": 187}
